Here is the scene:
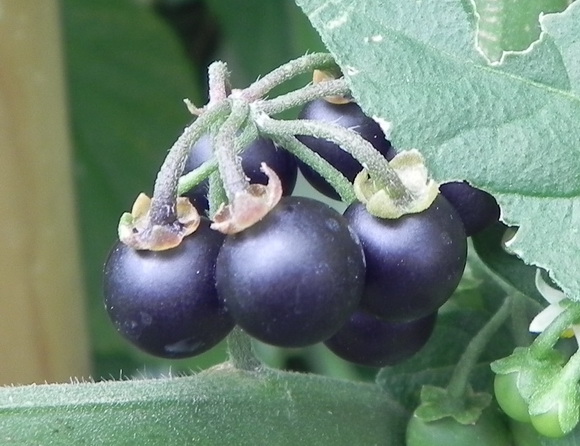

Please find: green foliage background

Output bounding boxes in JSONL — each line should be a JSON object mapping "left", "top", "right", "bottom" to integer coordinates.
{"left": 4, "top": 0, "right": 574, "bottom": 444}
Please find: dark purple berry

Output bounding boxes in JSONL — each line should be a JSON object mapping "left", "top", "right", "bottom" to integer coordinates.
{"left": 325, "top": 311, "right": 437, "bottom": 367}
{"left": 216, "top": 196, "right": 366, "bottom": 348}
{"left": 344, "top": 195, "right": 467, "bottom": 322}
{"left": 439, "top": 181, "right": 500, "bottom": 236}
{"left": 103, "top": 219, "right": 234, "bottom": 358}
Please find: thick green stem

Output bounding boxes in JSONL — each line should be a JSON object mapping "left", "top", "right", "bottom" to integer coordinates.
{"left": 213, "top": 99, "right": 251, "bottom": 200}
{"left": 255, "top": 115, "right": 414, "bottom": 206}
{"left": 256, "top": 78, "right": 350, "bottom": 116}
{"left": 150, "top": 102, "right": 229, "bottom": 225}
{"left": 447, "top": 295, "right": 513, "bottom": 399}
{"left": 227, "top": 327, "right": 262, "bottom": 371}
{"left": 530, "top": 301, "right": 580, "bottom": 357}
{"left": 241, "top": 53, "right": 338, "bottom": 101}
{"left": 207, "top": 171, "right": 227, "bottom": 218}
{"left": 269, "top": 134, "right": 356, "bottom": 203}
{"left": 510, "top": 293, "right": 534, "bottom": 347}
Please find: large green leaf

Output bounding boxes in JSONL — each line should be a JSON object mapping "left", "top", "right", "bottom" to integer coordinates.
{"left": 0, "top": 366, "right": 407, "bottom": 445}
{"left": 296, "top": 0, "right": 580, "bottom": 301}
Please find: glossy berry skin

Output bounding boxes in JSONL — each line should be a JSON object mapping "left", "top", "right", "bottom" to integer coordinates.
{"left": 216, "top": 196, "right": 366, "bottom": 348}
{"left": 344, "top": 195, "right": 467, "bottom": 322}
{"left": 439, "top": 181, "right": 500, "bottom": 237}
{"left": 297, "top": 99, "right": 396, "bottom": 200}
{"left": 183, "top": 135, "right": 297, "bottom": 212}
{"left": 103, "top": 219, "right": 234, "bottom": 358}
{"left": 325, "top": 310, "right": 437, "bottom": 367}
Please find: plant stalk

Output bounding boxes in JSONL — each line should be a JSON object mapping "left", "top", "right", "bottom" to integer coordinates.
{"left": 256, "top": 115, "right": 414, "bottom": 205}
{"left": 256, "top": 78, "right": 350, "bottom": 115}
{"left": 447, "top": 295, "right": 512, "bottom": 399}
{"left": 227, "top": 327, "right": 262, "bottom": 371}
{"left": 150, "top": 101, "right": 229, "bottom": 225}
{"left": 530, "top": 301, "right": 580, "bottom": 357}
{"left": 269, "top": 134, "right": 356, "bottom": 202}
{"left": 213, "top": 99, "right": 252, "bottom": 200}
{"left": 241, "top": 52, "right": 338, "bottom": 101}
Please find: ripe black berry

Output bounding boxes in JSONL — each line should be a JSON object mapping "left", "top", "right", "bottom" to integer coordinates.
{"left": 344, "top": 195, "right": 467, "bottom": 322}
{"left": 439, "top": 181, "right": 500, "bottom": 236}
{"left": 183, "top": 135, "right": 297, "bottom": 212}
{"left": 103, "top": 219, "right": 234, "bottom": 358}
{"left": 216, "top": 196, "right": 366, "bottom": 347}
{"left": 325, "top": 311, "right": 437, "bottom": 367}
{"left": 297, "top": 99, "right": 395, "bottom": 199}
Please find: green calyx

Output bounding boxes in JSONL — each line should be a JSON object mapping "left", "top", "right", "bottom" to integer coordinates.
{"left": 414, "top": 385, "right": 492, "bottom": 425}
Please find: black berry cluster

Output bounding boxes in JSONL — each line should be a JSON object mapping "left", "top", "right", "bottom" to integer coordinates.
{"left": 103, "top": 71, "right": 500, "bottom": 367}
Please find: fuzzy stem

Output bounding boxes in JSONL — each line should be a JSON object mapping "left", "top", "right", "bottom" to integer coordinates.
{"left": 530, "top": 301, "right": 580, "bottom": 357}
{"left": 208, "top": 61, "right": 230, "bottom": 104}
{"left": 256, "top": 114, "right": 414, "bottom": 205}
{"left": 227, "top": 327, "right": 262, "bottom": 371}
{"left": 447, "top": 295, "right": 512, "bottom": 399}
{"left": 213, "top": 99, "right": 252, "bottom": 200}
{"left": 269, "top": 134, "right": 356, "bottom": 203}
{"left": 256, "top": 78, "right": 350, "bottom": 116}
{"left": 177, "top": 118, "right": 258, "bottom": 196}
{"left": 241, "top": 53, "right": 338, "bottom": 101}
{"left": 177, "top": 158, "right": 218, "bottom": 196}
{"left": 510, "top": 293, "right": 534, "bottom": 347}
{"left": 149, "top": 102, "right": 230, "bottom": 225}
{"left": 207, "top": 171, "right": 227, "bottom": 218}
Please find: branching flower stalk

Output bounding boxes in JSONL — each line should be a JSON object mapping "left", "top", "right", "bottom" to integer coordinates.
{"left": 254, "top": 115, "right": 415, "bottom": 207}
{"left": 178, "top": 117, "right": 258, "bottom": 196}
{"left": 212, "top": 99, "right": 252, "bottom": 200}
{"left": 240, "top": 52, "right": 338, "bottom": 101}
{"left": 510, "top": 293, "right": 534, "bottom": 347}
{"left": 256, "top": 78, "right": 350, "bottom": 116}
{"left": 269, "top": 134, "right": 356, "bottom": 203}
{"left": 119, "top": 52, "right": 420, "bottom": 246}
{"left": 149, "top": 101, "right": 229, "bottom": 226}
